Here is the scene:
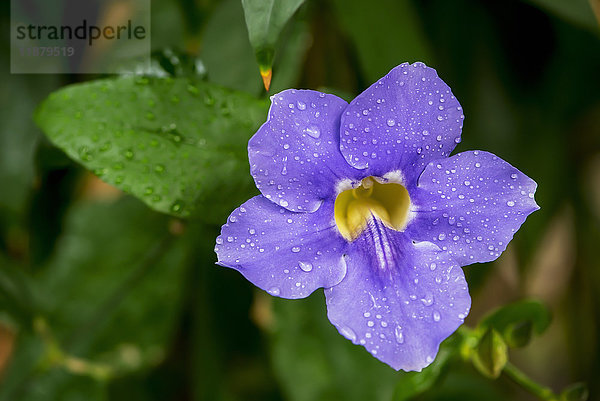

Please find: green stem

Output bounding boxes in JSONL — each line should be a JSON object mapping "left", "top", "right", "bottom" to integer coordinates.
{"left": 503, "top": 362, "right": 558, "bottom": 401}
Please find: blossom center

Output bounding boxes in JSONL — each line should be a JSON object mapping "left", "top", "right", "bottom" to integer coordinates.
{"left": 334, "top": 176, "right": 411, "bottom": 241}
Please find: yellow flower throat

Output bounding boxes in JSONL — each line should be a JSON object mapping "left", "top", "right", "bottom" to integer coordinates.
{"left": 334, "top": 176, "right": 411, "bottom": 241}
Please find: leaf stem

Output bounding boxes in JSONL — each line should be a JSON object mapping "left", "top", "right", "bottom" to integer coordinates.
{"left": 503, "top": 362, "right": 558, "bottom": 401}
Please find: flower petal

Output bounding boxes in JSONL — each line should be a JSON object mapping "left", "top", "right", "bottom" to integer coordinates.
{"left": 406, "top": 150, "right": 539, "bottom": 265}
{"left": 340, "top": 62, "right": 464, "bottom": 185}
{"left": 216, "top": 196, "right": 348, "bottom": 299}
{"left": 249, "top": 90, "right": 362, "bottom": 212}
{"left": 325, "top": 218, "right": 471, "bottom": 371}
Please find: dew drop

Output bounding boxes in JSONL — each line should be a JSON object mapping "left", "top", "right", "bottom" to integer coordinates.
{"left": 421, "top": 294, "right": 434, "bottom": 306}
{"left": 304, "top": 125, "right": 321, "bottom": 139}
{"left": 340, "top": 326, "right": 357, "bottom": 342}
{"left": 187, "top": 84, "right": 199, "bottom": 95}
{"left": 268, "top": 287, "right": 280, "bottom": 296}
{"left": 394, "top": 326, "right": 405, "bottom": 344}
{"left": 299, "top": 261, "right": 313, "bottom": 272}
{"left": 433, "top": 311, "right": 441, "bottom": 322}
{"left": 291, "top": 246, "right": 301, "bottom": 253}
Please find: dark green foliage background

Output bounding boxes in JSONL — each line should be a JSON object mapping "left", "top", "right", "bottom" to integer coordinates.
{"left": 1, "top": 0, "right": 599, "bottom": 400}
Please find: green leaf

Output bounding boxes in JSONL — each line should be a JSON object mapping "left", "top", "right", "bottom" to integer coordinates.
{"left": 0, "top": 198, "right": 190, "bottom": 400}
{"left": 471, "top": 328, "right": 507, "bottom": 379}
{"left": 503, "top": 320, "right": 533, "bottom": 348}
{"left": 241, "top": 0, "right": 305, "bottom": 77}
{"left": 560, "top": 382, "right": 589, "bottom": 401}
{"left": 34, "top": 76, "right": 268, "bottom": 221}
{"left": 524, "top": 0, "right": 599, "bottom": 33}
{"left": 393, "top": 345, "right": 453, "bottom": 401}
{"left": 478, "top": 299, "right": 552, "bottom": 341}
{"left": 331, "top": 0, "right": 433, "bottom": 82}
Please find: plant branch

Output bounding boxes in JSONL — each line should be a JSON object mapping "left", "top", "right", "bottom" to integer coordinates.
{"left": 503, "top": 362, "right": 558, "bottom": 401}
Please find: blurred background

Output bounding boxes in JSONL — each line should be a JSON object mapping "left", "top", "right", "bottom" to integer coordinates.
{"left": 1, "top": 0, "right": 599, "bottom": 400}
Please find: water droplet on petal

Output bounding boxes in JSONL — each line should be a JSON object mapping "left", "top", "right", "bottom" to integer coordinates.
{"left": 394, "top": 326, "right": 405, "bottom": 344}
{"left": 340, "top": 326, "right": 357, "bottom": 342}
{"left": 304, "top": 125, "right": 321, "bottom": 138}
{"left": 268, "top": 287, "right": 280, "bottom": 296}
{"left": 421, "top": 294, "right": 434, "bottom": 306}
{"left": 299, "top": 261, "right": 313, "bottom": 272}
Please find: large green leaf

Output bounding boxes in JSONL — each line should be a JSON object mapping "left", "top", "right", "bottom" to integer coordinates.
{"left": 241, "top": 0, "right": 305, "bottom": 77}
{"left": 34, "top": 76, "right": 268, "bottom": 222}
{"left": 0, "top": 198, "right": 190, "bottom": 400}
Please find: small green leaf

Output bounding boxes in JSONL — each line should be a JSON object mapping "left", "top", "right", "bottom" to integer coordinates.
{"left": 503, "top": 320, "right": 533, "bottom": 348}
{"left": 471, "top": 328, "right": 507, "bottom": 379}
{"left": 34, "top": 76, "right": 268, "bottom": 222}
{"left": 479, "top": 299, "right": 552, "bottom": 339}
{"left": 241, "top": 0, "right": 305, "bottom": 87}
{"left": 560, "top": 382, "right": 589, "bottom": 401}
{"left": 393, "top": 345, "right": 453, "bottom": 401}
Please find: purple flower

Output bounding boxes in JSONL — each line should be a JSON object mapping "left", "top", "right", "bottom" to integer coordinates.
{"left": 215, "top": 62, "right": 539, "bottom": 371}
